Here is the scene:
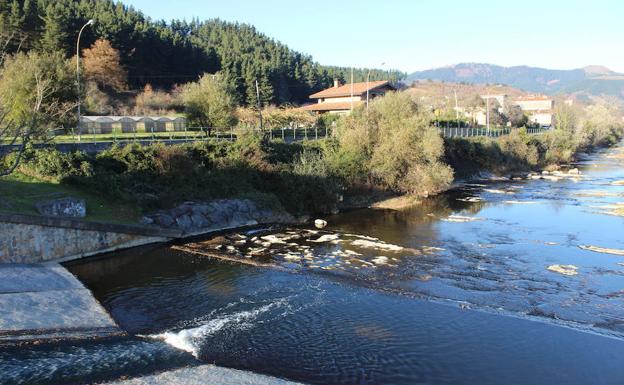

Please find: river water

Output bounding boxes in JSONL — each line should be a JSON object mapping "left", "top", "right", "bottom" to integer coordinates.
{"left": 2, "top": 145, "right": 624, "bottom": 385}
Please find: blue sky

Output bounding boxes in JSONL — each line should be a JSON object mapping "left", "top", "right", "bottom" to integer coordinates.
{"left": 123, "top": 0, "right": 624, "bottom": 73}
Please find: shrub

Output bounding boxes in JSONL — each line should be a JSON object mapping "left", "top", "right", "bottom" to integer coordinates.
{"left": 330, "top": 91, "right": 453, "bottom": 196}
{"left": 19, "top": 148, "right": 91, "bottom": 179}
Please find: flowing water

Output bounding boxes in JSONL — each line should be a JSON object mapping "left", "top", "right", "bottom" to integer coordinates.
{"left": 2, "top": 145, "right": 624, "bottom": 384}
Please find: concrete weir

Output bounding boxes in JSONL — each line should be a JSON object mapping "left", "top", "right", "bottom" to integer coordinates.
{"left": 0, "top": 215, "right": 181, "bottom": 343}
{"left": 103, "top": 364, "right": 302, "bottom": 385}
{"left": 0, "top": 263, "right": 122, "bottom": 343}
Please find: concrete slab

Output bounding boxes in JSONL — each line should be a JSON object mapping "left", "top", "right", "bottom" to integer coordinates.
{"left": 103, "top": 364, "right": 303, "bottom": 385}
{"left": 0, "top": 263, "right": 121, "bottom": 343}
{"left": 0, "top": 263, "right": 83, "bottom": 293}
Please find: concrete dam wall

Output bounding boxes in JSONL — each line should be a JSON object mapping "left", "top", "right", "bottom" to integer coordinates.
{"left": 0, "top": 214, "right": 179, "bottom": 263}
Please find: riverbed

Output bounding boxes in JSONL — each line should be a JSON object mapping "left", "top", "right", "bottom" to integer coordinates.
{"left": 2, "top": 145, "right": 624, "bottom": 385}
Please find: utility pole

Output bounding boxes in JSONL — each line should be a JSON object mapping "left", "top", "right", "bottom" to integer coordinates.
{"left": 454, "top": 89, "right": 460, "bottom": 129}
{"left": 255, "top": 80, "right": 263, "bottom": 131}
{"left": 486, "top": 96, "right": 490, "bottom": 135}
{"left": 350, "top": 67, "right": 354, "bottom": 111}
{"left": 366, "top": 69, "right": 371, "bottom": 111}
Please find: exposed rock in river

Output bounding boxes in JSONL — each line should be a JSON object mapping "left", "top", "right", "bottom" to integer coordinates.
{"left": 314, "top": 219, "right": 327, "bottom": 229}
{"left": 579, "top": 245, "right": 624, "bottom": 256}
{"left": 547, "top": 264, "right": 579, "bottom": 276}
{"left": 142, "top": 199, "right": 295, "bottom": 235}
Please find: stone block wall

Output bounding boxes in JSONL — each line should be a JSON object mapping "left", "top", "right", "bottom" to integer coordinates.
{"left": 0, "top": 214, "right": 176, "bottom": 263}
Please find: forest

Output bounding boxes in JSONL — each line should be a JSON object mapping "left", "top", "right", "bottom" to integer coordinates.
{"left": 0, "top": 0, "right": 404, "bottom": 106}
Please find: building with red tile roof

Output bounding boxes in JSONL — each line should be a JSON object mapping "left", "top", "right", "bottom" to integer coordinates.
{"left": 301, "top": 80, "right": 396, "bottom": 114}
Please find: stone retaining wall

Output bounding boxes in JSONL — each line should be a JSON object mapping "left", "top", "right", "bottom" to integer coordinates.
{"left": 0, "top": 214, "right": 180, "bottom": 263}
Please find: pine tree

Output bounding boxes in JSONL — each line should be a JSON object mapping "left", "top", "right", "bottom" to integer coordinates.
{"left": 38, "top": 3, "right": 68, "bottom": 53}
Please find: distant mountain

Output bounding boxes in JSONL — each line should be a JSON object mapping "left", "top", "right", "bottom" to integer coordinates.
{"left": 406, "top": 63, "right": 624, "bottom": 99}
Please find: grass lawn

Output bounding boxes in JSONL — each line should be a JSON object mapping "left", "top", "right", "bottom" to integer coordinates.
{"left": 0, "top": 172, "right": 140, "bottom": 224}
{"left": 51, "top": 130, "right": 214, "bottom": 143}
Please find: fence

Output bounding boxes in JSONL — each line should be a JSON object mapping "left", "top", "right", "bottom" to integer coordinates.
{"left": 43, "top": 126, "right": 332, "bottom": 145}
{"left": 3, "top": 124, "right": 552, "bottom": 148}
{"left": 439, "top": 126, "right": 551, "bottom": 138}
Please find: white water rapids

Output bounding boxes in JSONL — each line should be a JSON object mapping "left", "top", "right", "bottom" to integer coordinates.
{"left": 148, "top": 299, "right": 289, "bottom": 357}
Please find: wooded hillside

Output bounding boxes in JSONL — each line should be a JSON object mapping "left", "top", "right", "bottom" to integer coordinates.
{"left": 0, "top": 0, "right": 404, "bottom": 105}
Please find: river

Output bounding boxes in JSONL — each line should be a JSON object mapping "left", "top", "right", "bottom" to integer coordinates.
{"left": 2, "top": 144, "right": 624, "bottom": 385}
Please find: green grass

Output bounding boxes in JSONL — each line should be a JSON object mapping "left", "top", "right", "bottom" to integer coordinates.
{"left": 0, "top": 172, "right": 140, "bottom": 224}
{"left": 51, "top": 130, "right": 215, "bottom": 143}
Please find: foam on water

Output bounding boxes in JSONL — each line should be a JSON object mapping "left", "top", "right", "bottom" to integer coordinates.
{"left": 350, "top": 239, "right": 404, "bottom": 251}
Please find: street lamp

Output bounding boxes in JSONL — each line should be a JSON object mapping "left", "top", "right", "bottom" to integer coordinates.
{"left": 76, "top": 19, "right": 94, "bottom": 135}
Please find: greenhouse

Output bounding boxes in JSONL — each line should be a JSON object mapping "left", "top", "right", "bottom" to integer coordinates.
{"left": 79, "top": 116, "right": 187, "bottom": 134}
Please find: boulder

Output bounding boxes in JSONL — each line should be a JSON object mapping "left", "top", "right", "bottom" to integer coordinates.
{"left": 145, "top": 199, "right": 295, "bottom": 234}
{"left": 175, "top": 214, "right": 193, "bottom": 231}
{"left": 314, "top": 219, "right": 327, "bottom": 229}
{"left": 207, "top": 208, "right": 229, "bottom": 225}
{"left": 153, "top": 213, "right": 175, "bottom": 227}
{"left": 171, "top": 203, "right": 193, "bottom": 218}
{"left": 35, "top": 197, "right": 86, "bottom": 217}
{"left": 190, "top": 211, "right": 210, "bottom": 228}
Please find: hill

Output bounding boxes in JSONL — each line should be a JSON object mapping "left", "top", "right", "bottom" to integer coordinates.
{"left": 406, "top": 63, "right": 624, "bottom": 99}
{"left": 0, "top": 0, "right": 403, "bottom": 106}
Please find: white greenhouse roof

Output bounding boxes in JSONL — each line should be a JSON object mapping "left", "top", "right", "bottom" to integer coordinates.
{"left": 80, "top": 116, "right": 186, "bottom": 122}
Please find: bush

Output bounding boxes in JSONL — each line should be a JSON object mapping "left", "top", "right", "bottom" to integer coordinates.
{"left": 329, "top": 91, "right": 453, "bottom": 196}
{"left": 19, "top": 148, "right": 91, "bottom": 179}
{"left": 15, "top": 139, "right": 343, "bottom": 215}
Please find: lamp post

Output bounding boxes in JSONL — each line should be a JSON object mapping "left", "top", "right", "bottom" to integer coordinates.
{"left": 76, "top": 19, "right": 94, "bottom": 137}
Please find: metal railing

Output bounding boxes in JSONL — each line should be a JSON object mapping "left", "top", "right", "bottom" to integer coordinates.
{"left": 39, "top": 126, "right": 332, "bottom": 145}
{"left": 3, "top": 124, "right": 552, "bottom": 148}
{"left": 439, "top": 126, "right": 551, "bottom": 138}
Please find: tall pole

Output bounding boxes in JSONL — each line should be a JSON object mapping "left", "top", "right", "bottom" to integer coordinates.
{"left": 76, "top": 19, "right": 94, "bottom": 137}
{"left": 255, "top": 80, "right": 263, "bottom": 131}
{"left": 366, "top": 69, "right": 371, "bottom": 111}
{"left": 350, "top": 67, "right": 354, "bottom": 111}
{"left": 454, "top": 89, "right": 459, "bottom": 128}
{"left": 486, "top": 96, "right": 490, "bottom": 135}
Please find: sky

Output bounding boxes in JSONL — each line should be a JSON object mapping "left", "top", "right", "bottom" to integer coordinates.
{"left": 123, "top": 0, "right": 624, "bottom": 74}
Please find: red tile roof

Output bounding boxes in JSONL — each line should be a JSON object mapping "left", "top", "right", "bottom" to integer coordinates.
{"left": 300, "top": 101, "right": 364, "bottom": 112}
{"left": 309, "top": 81, "right": 394, "bottom": 99}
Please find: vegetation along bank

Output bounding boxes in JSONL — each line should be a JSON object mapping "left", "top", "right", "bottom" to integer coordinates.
{"left": 3, "top": 91, "right": 623, "bottom": 223}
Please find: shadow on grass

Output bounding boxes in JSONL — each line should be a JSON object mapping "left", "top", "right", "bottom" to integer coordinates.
{"left": 0, "top": 172, "right": 140, "bottom": 223}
